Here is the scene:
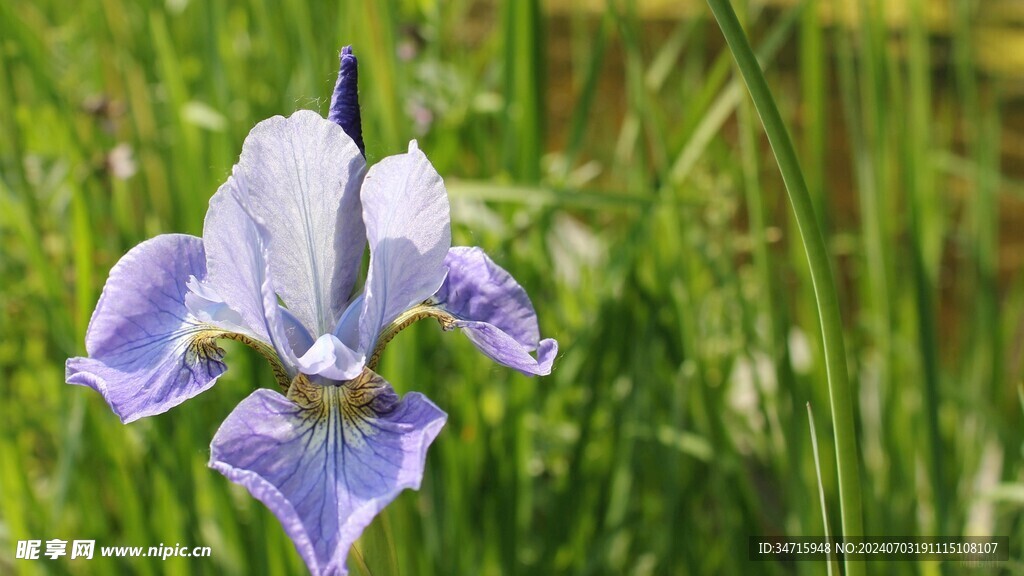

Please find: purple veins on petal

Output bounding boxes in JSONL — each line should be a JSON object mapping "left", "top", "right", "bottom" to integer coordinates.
{"left": 209, "top": 373, "right": 446, "bottom": 576}
{"left": 434, "top": 246, "right": 558, "bottom": 376}
{"left": 65, "top": 234, "right": 228, "bottom": 423}
{"left": 329, "top": 46, "right": 364, "bottom": 156}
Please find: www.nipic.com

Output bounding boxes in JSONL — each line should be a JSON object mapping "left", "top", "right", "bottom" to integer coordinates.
{"left": 15, "top": 540, "right": 211, "bottom": 561}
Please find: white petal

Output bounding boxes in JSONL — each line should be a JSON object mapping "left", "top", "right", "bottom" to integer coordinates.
{"left": 358, "top": 141, "right": 450, "bottom": 353}
{"left": 238, "top": 110, "right": 367, "bottom": 335}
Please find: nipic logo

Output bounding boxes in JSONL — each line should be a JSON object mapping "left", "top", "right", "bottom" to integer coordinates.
{"left": 16, "top": 540, "right": 94, "bottom": 560}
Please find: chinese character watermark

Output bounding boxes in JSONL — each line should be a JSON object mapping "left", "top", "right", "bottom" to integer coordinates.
{"left": 45, "top": 539, "right": 67, "bottom": 560}
{"left": 71, "top": 540, "right": 95, "bottom": 560}
{"left": 15, "top": 540, "right": 40, "bottom": 560}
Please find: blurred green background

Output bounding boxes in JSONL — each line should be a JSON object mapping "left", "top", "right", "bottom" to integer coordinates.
{"left": 2, "top": 0, "right": 1024, "bottom": 574}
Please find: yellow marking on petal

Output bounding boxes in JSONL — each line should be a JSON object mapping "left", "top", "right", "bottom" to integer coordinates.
{"left": 286, "top": 370, "right": 398, "bottom": 445}
{"left": 287, "top": 374, "right": 325, "bottom": 414}
{"left": 367, "top": 303, "right": 456, "bottom": 371}
{"left": 188, "top": 328, "right": 291, "bottom": 390}
{"left": 186, "top": 332, "right": 226, "bottom": 366}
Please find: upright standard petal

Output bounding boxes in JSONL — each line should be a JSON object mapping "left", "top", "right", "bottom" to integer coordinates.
{"left": 184, "top": 276, "right": 248, "bottom": 332}
{"left": 204, "top": 170, "right": 305, "bottom": 373}
{"left": 434, "top": 247, "right": 557, "bottom": 376}
{"left": 206, "top": 170, "right": 363, "bottom": 382}
{"left": 238, "top": 110, "right": 367, "bottom": 335}
{"left": 66, "top": 234, "right": 228, "bottom": 423}
{"left": 209, "top": 373, "right": 446, "bottom": 576}
{"left": 329, "top": 46, "right": 364, "bottom": 156}
{"left": 358, "top": 141, "right": 450, "bottom": 354}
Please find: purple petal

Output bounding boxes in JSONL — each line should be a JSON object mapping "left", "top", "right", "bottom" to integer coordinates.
{"left": 458, "top": 321, "right": 558, "bottom": 376}
{"left": 207, "top": 171, "right": 362, "bottom": 382}
{"left": 237, "top": 110, "right": 367, "bottom": 335}
{"left": 438, "top": 246, "right": 540, "bottom": 347}
{"left": 209, "top": 374, "right": 446, "bottom": 576}
{"left": 329, "top": 46, "right": 364, "bottom": 156}
{"left": 202, "top": 171, "right": 271, "bottom": 342}
{"left": 358, "top": 141, "right": 450, "bottom": 354}
{"left": 203, "top": 169, "right": 307, "bottom": 373}
{"left": 435, "top": 247, "right": 557, "bottom": 376}
{"left": 66, "top": 234, "right": 226, "bottom": 423}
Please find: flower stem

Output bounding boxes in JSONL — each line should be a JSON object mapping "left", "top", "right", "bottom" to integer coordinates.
{"left": 704, "top": 0, "right": 864, "bottom": 569}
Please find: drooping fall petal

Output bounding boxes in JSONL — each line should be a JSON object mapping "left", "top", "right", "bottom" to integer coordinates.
{"left": 434, "top": 246, "right": 557, "bottom": 375}
{"left": 209, "top": 373, "right": 446, "bottom": 576}
{"left": 66, "top": 234, "right": 228, "bottom": 422}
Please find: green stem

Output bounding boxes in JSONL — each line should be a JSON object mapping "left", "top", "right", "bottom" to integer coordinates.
{"left": 704, "top": 0, "right": 864, "bottom": 569}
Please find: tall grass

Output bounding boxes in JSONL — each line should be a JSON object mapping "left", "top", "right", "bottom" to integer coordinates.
{"left": 1, "top": 0, "right": 1021, "bottom": 575}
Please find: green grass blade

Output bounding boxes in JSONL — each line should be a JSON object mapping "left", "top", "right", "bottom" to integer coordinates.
{"left": 704, "top": 4, "right": 864, "bottom": 576}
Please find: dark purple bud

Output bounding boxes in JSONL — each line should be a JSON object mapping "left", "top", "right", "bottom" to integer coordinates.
{"left": 329, "top": 46, "right": 364, "bottom": 156}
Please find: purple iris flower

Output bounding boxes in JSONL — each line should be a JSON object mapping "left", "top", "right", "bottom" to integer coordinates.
{"left": 65, "top": 47, "right": 557, "bottom": 576}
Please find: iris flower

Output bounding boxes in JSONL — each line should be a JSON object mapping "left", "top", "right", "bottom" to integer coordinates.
{"left": 65, "top": 47, "right": 557, "bottom": 576}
